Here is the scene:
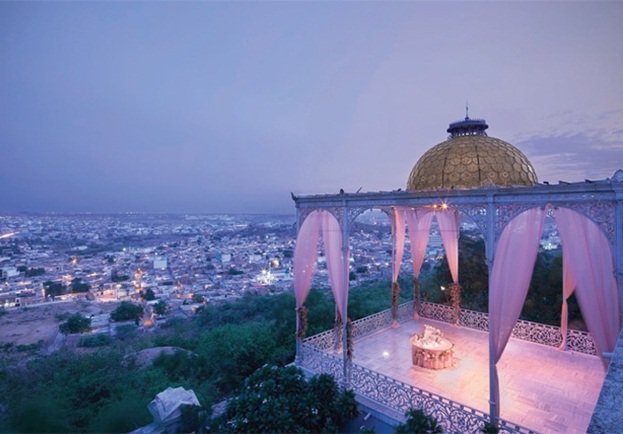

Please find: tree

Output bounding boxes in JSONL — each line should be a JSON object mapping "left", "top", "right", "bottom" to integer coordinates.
{"left": 44, "top": 280, "right": 66, "bottom": 297}
{"left": 110, "top": 301, "right": 143, "bottom": 322}
{"left": 70, "top": 278, "right": 90, "bottom": 293}
{"left": 142, "top": 288, "right": 156, "bottom": 301}
{"left": 196, "top": 322, "right": 280, "bottom": 394}
{"left": 219, "top": 365, "right": 358, "bottom": 433}
{"left": 59, "top": 313, "right": 92, "bottom": 334}
{"left": 154, "top": 300, "right": 168, "bottom": 315}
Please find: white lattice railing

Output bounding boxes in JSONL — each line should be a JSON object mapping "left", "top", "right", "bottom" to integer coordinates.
{"left": 420, "top": 301, "right": 597, "bottom": 356}
{"left": 299, "top": 343, "right": 534, "bottom": 434}
{"left": 304, "top": 301, "right": 597, "bottom": 356}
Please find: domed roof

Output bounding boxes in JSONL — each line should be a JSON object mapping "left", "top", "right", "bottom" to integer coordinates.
{"left": 407, "top": 116, "right": 537, "bottom": 191}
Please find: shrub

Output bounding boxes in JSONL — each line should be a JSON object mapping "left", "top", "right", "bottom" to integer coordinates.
{"left": 59, "top": 313, "right": 92, "bottom": 334}
{"left": 395, "top": 409, "right": 443, "bottom": 434}
{"left": 79, "top": 334, "right": 112, "bottom": 347}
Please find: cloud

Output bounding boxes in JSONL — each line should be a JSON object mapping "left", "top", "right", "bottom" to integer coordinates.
{"left": 517, "top": 131, "right": 622, "bottom": 182}
{"left": 513, "top": 109, "right": 623, "bottom": 182}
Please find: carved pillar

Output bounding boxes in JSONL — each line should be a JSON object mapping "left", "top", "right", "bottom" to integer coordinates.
{"left": 486, "top": 195, "right": 499, "bottom": 425}
{"left": 294, "top": 206, "right": 302, "bottom": 364}
{"left": 341, "top": 203, "right": 351, "bottom": 387}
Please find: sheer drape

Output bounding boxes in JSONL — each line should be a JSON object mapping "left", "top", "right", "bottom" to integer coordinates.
{"left": 489, "top": 207, "right": 545, "bottom": 419}
{"left": 435, "top": 210, "right": 460, "bottom": 284}
{"left": 391, "top": 208, "right": 406, "bottom": 283}
{"left": 554, "top": 207, "right": 620, "bottom": 364}
{"left": 293, "top": 210, "right": 349, "bottom": 319}
{"left": 322, "top": 212, "right": 349, "bottom": 319}
{"left": 404, "top": 209, "right": 434, "bottom": 279}
{"left": 293, "top": 211, "right": 322, "bottom": 308}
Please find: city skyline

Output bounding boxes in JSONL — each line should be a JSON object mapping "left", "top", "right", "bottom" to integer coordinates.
{"left": 1, "top": 2, "right": 622, "bottom": 214}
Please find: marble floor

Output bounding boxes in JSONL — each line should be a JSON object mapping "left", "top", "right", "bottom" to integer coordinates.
{"left": 350, "top": 319, "right": 605, "bottom": 434}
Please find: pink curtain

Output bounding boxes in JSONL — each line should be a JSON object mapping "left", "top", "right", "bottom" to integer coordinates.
{"left": 391, "top": 208, "right": 406, "bottom": 284}
{"left": 436, "top": 209, "right": 460, "bottom": 284}
{"left": 321, "top": 212, "right": 349, "bottom": 320}
{"left": 404, "top": 208, "right": 434, "bottom": 278}
{"left": 489, "top": 207, "right": 545, "bottom": 419}
{"left": 559, "top": 253, "right": 576, "bottom": 349}
{"left": 293, "top": 211, "right": 322, "bottom": 308}
{"left": 554, "top": 207, "right": 620, "bottom": 364}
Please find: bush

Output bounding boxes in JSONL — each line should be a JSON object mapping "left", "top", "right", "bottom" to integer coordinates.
{"left": 395, "top": 409, "right": 443, "bottom": 434}
{"left": 79, "top": 334, "right": 112, "bottom": 347}
{"left": 115, "top": 324, "right": 138, "bottom": 340}
{"left": 59, "top": 313, "right": 92, "bottom": 334}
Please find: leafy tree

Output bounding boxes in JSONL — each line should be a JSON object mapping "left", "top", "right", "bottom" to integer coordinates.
{"left": 429, "top": 232, "right": 488, "bottom": 310}
{"left": 154, "top": 300, "right": 168, "bottom": 315}
{"left": 142, "top": 288, "right": 156, "bottom": 301}
{"left": 395, "top": 409, "right": 443, "bottom": 434}
{"left": 111, "top": 301, "right": 143, "bottom": 322}
{"left": 219, "top": 365, "right": 358, "bottom": 434}
{"left": 70, "top": 277, "right": 90, "bottom": 293}
{"left": 196, "top": 322, "right": 280, "bottom": 394}
{"left": 44, "top": 280, "right": 66, "bottom": 297}
{"left": 59, "top": 313, "right": 91, "bottom": 334}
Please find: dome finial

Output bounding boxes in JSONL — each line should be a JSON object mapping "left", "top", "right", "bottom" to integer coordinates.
{"left": 447, "top": 111, "right": 488, "bottom": 137}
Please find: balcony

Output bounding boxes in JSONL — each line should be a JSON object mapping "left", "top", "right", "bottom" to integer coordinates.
{"left": 296, "top": 301, "right": 603, "bottom": 434}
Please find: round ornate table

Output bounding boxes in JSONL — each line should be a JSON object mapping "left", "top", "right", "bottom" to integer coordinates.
{"left": 411, "top": 336, "right": 454, "bottom": 369}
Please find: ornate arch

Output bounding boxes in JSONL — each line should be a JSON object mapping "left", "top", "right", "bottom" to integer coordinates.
{"left": 455, "top": 204, "right": 489, "bottom": 240}
{"left": 297, "top": 207, "right": 345, "bottom": 231}
{"left": 550, "top": 202, "right": 616, "bottom": 249}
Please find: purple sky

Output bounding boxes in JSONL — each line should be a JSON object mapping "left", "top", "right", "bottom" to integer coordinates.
{"left": 1, "top": 2, "right": 622, "bottom": 214}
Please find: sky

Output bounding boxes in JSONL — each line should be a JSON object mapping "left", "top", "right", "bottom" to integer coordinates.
{"left": 1, "top": 2, "right": 622, "bottom": 214}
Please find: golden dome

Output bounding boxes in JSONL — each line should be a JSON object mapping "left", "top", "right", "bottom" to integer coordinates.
{"left": 407, "top": 118, "right": 537, "bottom": 191}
